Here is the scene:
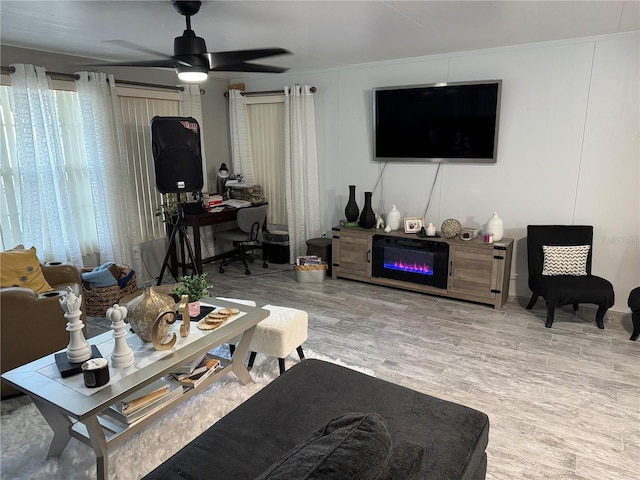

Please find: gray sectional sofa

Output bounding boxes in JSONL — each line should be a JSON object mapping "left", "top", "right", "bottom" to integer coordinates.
{"left": 143, "top": 359, "right": 489, "bottom": 479}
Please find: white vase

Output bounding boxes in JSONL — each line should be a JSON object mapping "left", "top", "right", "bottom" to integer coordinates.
{"left": 486, "top": 212, "right": 504, "bottom": 241}
{"left": 386, "top": 205, "right": 402, "bottom": 231}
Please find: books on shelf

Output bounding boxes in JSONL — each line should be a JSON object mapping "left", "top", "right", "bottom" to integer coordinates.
{"left": 171, "top": 353, "right": 207, "bottom": 375}
{"left": 171, "top": 354, "right": 221, "bottom": 389}
{"left": 105, "top": 377, "right": 182, "bottom": 425}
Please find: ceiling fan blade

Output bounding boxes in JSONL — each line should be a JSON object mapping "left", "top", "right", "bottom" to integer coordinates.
{"left": 210, "top": 62, "right": 289, "bottom": 74}
{"left": 206, "top": 48, "right": 291, "bottom": 67}
{"left": 85, "top": 58, "right": 187, "bottom": 69}
{"left": 104, "top": 40, "right": 173, "bottom": 60}
{"left": 88, "top": 7, "right": 292, "bottom": 76}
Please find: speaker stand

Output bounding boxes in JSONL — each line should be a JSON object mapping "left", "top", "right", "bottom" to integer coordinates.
{"left": 157, "top": 203, "right": 200, "bottom": 286}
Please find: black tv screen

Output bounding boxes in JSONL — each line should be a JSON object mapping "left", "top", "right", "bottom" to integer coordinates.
{"left": 373, "top": 80, "right": 502, "bottom": 163}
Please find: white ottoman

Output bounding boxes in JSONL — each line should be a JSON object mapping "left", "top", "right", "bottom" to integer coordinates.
{"left": 247, "top": 304, "right": 308, "bottom": 374}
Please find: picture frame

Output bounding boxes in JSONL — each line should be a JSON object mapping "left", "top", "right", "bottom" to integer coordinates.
{"left": 403, "top": 217, "right": 424, "bottom": 234}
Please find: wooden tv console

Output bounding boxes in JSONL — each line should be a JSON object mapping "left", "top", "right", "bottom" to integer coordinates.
{"left": 331, "top": 226, "right": 513, "bottom": 310}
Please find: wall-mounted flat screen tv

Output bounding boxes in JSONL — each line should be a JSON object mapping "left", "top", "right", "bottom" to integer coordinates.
{"left": 373, "top": 80, "right": 502, "bottom": 163}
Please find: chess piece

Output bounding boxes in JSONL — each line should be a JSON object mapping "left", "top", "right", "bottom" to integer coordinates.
{"left": 107, "top": 304, "right": 134, "bottom": 368}
{"left": 60, "top": 287, "right": 92, "bottom": 363}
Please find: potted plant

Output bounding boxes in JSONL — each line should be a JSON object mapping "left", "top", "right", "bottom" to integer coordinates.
{"left": 154, "top": 193, "right": 179, "bottom": 223}
{"left": 172, "top": 273, "right": 211, "bottom": 317}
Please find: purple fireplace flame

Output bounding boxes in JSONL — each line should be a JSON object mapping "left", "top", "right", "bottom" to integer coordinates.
{"left": 372, "top": 235, "right": 449, "bottom": 289}
{"left": 383, "top": 259, "right": 434, "bottom": 276}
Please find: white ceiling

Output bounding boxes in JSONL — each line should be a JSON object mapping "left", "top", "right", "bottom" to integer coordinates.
{"left": 1, "top": 1, "right": 638, "bottom": 79}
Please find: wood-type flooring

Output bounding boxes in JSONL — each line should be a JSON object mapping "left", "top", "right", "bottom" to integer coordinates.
{"left": 67, "top": 260, "right": 640, "bottom": 479}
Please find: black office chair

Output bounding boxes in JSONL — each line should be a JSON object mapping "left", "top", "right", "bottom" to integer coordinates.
{"left": 526, "top": 225, "right": 614, "bottom": 329}
{"left": 217, "top": 205, "right": 269, "bottom": 275}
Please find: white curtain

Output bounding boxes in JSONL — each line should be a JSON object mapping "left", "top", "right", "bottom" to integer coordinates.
{"left": 9, "top": 64, "right": 83, "bottom": 265}
{"left": 74, "top": 71, "right": 142, "bottom": 277}
{"left": 284, "top": 84, "right": 321, "bottom": 262}
{"left": 228, "top": 89, "right": 255, "bottom": 182}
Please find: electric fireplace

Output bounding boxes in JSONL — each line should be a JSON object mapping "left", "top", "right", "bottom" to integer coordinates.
{"left": 372, "top": 235, "right": 449, "bottom": 289}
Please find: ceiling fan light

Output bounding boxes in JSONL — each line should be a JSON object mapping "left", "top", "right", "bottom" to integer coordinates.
{"left": 177, "top": 69, "right": 208, "bottom": 82}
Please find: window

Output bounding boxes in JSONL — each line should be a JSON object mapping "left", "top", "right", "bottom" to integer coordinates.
{"left": 246, "top": 95, "right": 287, "bottom": 226}
{"left": 0, "top": 78, "right": 179, "bottom": 253}
{"left": 0, "top": 85, "right": 21, "bottom": 250}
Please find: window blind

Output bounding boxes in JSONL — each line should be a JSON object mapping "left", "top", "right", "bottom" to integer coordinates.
{"left": 119, "top": 94, "right": 180, "bottom": 242}
{"left": 246, "top": 97, "right": 287, "bottom": 226}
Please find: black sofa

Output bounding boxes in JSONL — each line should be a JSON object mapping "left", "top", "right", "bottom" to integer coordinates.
{"left": 143, "top": 359, "right": 489, "bottom": 479}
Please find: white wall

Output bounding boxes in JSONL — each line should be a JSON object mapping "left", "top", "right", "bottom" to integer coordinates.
{"left": 236, "top": 33, "right": 639, "bottom": 311}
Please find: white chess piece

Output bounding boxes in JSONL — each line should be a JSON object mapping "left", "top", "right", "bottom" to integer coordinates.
{"left": 60, "top": 287, "right": 92, "bottom": 363}
{"left": 107, "top": 304, "right": 134, "bottom": 368}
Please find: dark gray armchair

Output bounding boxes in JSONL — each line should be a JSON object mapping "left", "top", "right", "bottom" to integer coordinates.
{"left": 526, "top": 225, "right": 614, "bottom": 329}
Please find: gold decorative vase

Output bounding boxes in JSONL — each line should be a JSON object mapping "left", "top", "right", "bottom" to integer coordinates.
{"left": 126, "top": 287, "right": 176, "bottom": 343}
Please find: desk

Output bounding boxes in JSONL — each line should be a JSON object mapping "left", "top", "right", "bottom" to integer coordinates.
{"left": 182, "top": 203, "right": 267, "bottom": 274}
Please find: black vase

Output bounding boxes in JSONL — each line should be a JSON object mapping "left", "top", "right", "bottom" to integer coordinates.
{"left": 344, "top": 185, "right": 359, "bottom": 222}
{"left": 359, "top": 192, "right": 376, "bottom": 229}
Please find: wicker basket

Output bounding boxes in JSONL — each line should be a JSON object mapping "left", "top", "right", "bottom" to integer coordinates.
{"left": 293, "top": 264, "right": 328, "bottom": 271}
{"left": 294, "top": 263, "right": 327, "bottom": 283}
{"left": 82, "top": 264, "right": 138, "bottom": 316}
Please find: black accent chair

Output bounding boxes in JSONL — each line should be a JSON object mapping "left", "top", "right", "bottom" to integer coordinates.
{"left": 628, "top": 287, "right": 640, "bottom": 341}
{"left": 526, "top": 225, "right": 614, "bottom": 329}
{"left": 217, "top": 204, "right": 269, "bottom": 275}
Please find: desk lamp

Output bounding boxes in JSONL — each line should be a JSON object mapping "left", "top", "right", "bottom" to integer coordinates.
{"left": 217, "top": 163, "right": 230, "bottom": 197}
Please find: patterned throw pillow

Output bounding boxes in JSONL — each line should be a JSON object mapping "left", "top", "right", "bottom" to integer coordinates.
{"left": 0, "top": 245, "right": 53, "bottom": 293}
{"left": 542, "top": 245, "right": 590, "bottom": 276}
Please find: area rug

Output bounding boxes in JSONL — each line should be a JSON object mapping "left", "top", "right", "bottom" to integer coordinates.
{"left": 0, "top": 350, "right": 373, "bottom": 480}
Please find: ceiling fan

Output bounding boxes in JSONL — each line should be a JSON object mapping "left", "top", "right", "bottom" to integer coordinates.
{"left": 94, "top": 0, "right": 290, "bottom": 82}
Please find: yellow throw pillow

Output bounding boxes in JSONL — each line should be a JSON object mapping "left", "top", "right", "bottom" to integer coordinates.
{"left": 0, "top": 246, "right": 53, "bottom": 293}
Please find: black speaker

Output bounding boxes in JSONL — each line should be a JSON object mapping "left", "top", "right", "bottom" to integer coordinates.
{"left": 151, "top": 116, "right": 204, "bottom": 194}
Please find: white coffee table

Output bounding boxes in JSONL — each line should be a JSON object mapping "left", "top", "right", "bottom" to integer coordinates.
{"left": 1, "top": 297, "right": 268, "bottom": 480}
